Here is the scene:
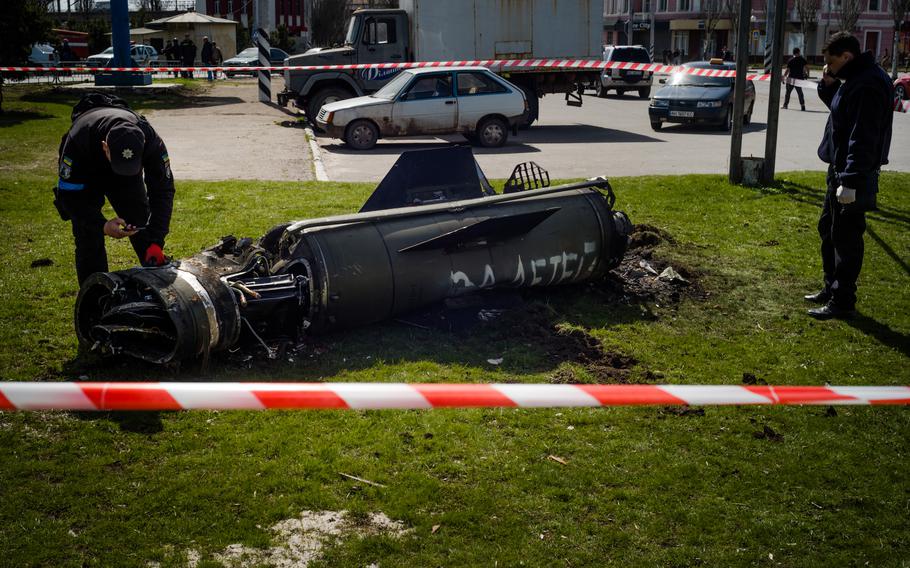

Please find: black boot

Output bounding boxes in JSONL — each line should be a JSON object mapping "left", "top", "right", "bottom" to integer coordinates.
{"left": 803, "top": 290, "right": 831, "bottom": 304}
{"left": 808, "top": 301, "right": 855, "bottom": 319}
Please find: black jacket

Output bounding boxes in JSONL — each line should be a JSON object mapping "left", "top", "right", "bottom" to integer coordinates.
{"left": 817, "top": 51, "right": 893, "bottom": 191}
{"left": 180, "top": 39, "right": 197, "bottom": 64}
{"left": 57, "top": 107, "right": 175, "bottom": 246}
{"left": 201, "top": 41, "right": 213, "bottom": 65}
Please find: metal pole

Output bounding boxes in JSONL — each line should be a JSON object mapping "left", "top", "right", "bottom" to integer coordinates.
{"left": 628, "top": 0, "right": 634, "bottom": 45}
{"left": 762, "top": 0, "right": 787, "bottom": 183}
{"left": 729, "top": 0, "right": 754, "bottom": 184}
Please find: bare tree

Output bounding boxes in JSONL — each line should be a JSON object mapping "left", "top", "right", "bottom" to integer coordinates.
{"left": 311, "top": 0, "right": 348, "bottom": 47}
{"left": 702, "top": 0, "right": 726, "bottom": 58}
{"left": 723, "top": 0, "right": 740, "bottom": 53}
{"left": 891, "top": 0, "right": 910, "bottom": 77}
{"left": 140, "top": 0, "right": 164, "bottom": 11}
{"left": 72, "top": 0, "right": 93, "bottom": 12}
{"left": 837, "top": 0, "right": 863, "bottom": 32}
{"left": 795, "top": 0, "right": 819, "bottom": 52}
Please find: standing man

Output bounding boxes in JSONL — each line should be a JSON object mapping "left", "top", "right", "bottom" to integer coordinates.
{"left": 783, "top": 47, "right": 809, "bottom": 110}
{"left": 806, "top": 32, "right": 893, "bottom": 319}
{"left": 211, "top": 41, "right": 224, "bottom": 80}
{"left": 54, "top": 94, "right": 175, "bottom": 285}
{"left": 200, "top": 36, "right": 214, "bottom": 81}
{"left": 180, "top": 34, "right": 196, "bottom": 78}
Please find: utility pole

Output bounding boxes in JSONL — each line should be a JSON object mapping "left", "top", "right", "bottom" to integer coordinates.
{"left": 729, "top": 0, "right": 754, "bottom": 183}
{"left": 628, "top": 0, "right": 635, "bottom": 44}
{"left": 762, "top": 0, "right": 787, "bottom": 183}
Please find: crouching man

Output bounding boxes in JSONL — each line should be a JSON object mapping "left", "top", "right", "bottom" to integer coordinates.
{"left": 54, "top": 94, "right": 175, "bottom": 285}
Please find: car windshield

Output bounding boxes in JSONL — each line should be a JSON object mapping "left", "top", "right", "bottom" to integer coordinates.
{"left": 101, "top": 47, "right": 114, "bottom": 54}
{"left": 611, "top": 48, "right": 650, "bottom": 63}
{"left": 372, "top": 70, "right": 413, "bottom": 100}
{"left": 238, "top": 48, "right": 258, "bottom": 57}
{"left": 669, "top": 71, "right": 733, "bottom": 87}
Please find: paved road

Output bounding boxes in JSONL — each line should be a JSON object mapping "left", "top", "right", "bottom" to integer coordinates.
{"left": 314, "top": 78, "right": 910, "bottom": 182}
{"left": 147, "top": 78, "right": 313, "bottom": 182}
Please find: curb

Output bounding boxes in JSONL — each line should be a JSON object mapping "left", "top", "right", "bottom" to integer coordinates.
{"left": 304, "top": 126, "right": 329, "bottom": 182}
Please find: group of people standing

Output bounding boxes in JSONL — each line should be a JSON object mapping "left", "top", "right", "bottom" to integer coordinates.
{"left": 163, "top": 34, "right": 222, "bottom": 80}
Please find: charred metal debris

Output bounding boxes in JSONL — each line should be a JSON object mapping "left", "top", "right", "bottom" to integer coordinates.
{"left": 75, "top": 147, "right": 633, "bottom": 364}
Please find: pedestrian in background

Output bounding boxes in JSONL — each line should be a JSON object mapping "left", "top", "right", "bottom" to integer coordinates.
{"left": 783, "top": 47, "right": 808, "bottom": 110}
{"left": 180, "top": 34, "right": 196, "bottom": 78}
{"left": 212, "top": 41, "right": 224, "bottom": 79}
{"left": 164, "top": 38, "right": 180, "bottom": 78}
{"left": 805, "top": 32, "right": 893, "bottom": 319}
{"left": 201, "top": 36, "right": 214, "bottom": 81}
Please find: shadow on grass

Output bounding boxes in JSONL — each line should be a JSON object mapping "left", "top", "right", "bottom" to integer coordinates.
{"left": 0, "top": 109, "right": 55, "bottom": 127}
{"left": 846, "top": 313, "right": 910, "bottom": 358}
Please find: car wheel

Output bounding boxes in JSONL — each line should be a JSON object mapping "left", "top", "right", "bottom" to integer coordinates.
{"left": 650, "top": 120, "right": 662, "bottom": 131}
{"left": 720, "top": 106, "right": 733, "bottom": 131}
{"left": 307, "top": 87, "right": 352, "bottom": 126}
{"left": 477, "top": 116, "right": 509, "bottom": 148}
{"left": 744, "top": 102, "right": 754, "bottom": 125}
{"left": 638, "top": 87, "right": 651, "bottom": 99}
{"left": 344, "top": 119, "right": 379, "bottom": 150}
{"left": 595, "top": 81, "right": 608, "bottom": 98}
{"left": 896, "top": 85, "right": 906, "bottom": 100}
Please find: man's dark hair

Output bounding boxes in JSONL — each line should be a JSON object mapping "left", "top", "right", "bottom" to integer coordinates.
{"left": 792, "top": 47, "right": 800, "bottom": 55}
{"left": 823, "top": 32, "right": 861, "bottom": 57}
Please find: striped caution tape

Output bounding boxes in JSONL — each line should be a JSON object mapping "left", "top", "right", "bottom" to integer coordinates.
{"left": 1, "top": 382, "right": 908, "bottom": 411}
{"left": 2, "top": 59, "right": 905, "bottom": 113}
{"left": 0, "top": 59, "right": 769, "bottom": 79}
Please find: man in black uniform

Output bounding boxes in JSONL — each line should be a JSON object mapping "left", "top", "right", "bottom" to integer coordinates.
{"left": 783, "top": 47, "right": 808, "bottom": 110}
{"left": 55, "top": 94, "right": 175, "bottom": 285}
{"left": 806, "top": 33, "right": 893, "bottom": 319}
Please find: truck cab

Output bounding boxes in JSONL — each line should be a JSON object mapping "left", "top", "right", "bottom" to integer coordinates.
{"left": 279, "top": 9, "right": 410, "bottom": 120}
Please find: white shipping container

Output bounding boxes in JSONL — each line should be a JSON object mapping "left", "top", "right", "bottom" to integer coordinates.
{"left": 399, "top": 0, "right": 603, "bottom": 62}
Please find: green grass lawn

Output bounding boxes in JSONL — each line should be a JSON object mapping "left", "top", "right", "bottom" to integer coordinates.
{"left": 1, "top": 84, "right": 908, "bottom": 567}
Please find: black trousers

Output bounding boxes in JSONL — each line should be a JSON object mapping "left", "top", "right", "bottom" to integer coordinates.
{"left": 66, "top": 177, "right": 153, "bottom": 285}
{"left": 784, "top": 83, "right": 805, "bottom": 107}
{"left": 817, "top": 167, "right": 871, "bottom": 309}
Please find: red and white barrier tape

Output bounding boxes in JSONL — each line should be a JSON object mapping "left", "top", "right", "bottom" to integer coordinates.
{"left": 5, "top": 59, "right": 906, "bottom": 112}
{"left": 1, "top": 382, "right": 908, "bottom": 411}
{"left": 0, "top": 59, "right": 765, "bottom": 78}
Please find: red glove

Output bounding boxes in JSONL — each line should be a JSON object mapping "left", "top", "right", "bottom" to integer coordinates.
{"left": 143, "top": 243, "right": 166, "bottom": 267}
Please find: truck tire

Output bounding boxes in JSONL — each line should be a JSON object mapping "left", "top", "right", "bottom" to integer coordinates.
{"left": 307, "top": 87, "right": 352, "bottom": 126}
{"left": 515, "top": 81, "right": 538, "bottom": 128}
{"left": 650, "top": 120, "right": 662, "bottom": 131}
{"left": 638, "top": 87, "right": 651, "bottom": 99}
{"left": 477, "top": 116, "right": 509, "bottom": 148}
{"left": 345, "top": 119, "right": 379, "bottom": 150}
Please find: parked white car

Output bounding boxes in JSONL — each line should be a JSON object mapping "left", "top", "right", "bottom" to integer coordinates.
{"left": 316, "top": 66, "right": 528, "bottom": 150}
{"left": 28, "top": 44, "right": 59, "bottom": 67}
{"left": 86, "top": 44, "right": 159, "bottom": 67}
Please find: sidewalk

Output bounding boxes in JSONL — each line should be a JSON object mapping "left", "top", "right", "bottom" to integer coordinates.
{"left": 145, "top": 77, "right": 313, "bottom": 182}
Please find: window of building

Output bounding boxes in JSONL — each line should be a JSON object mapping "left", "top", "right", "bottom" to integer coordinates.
{"left": 363, "top": 17, "right": 397, "bottom": 45}
{"left": 868, "top": 0, "right": 879, "bottom": 10}
{"left": 227, "top": 0, "right": 233, "bottom": 12}
{"left": 659, "top": 0, "right": 668, "bottom": 10}
{"left": 213, "top": 0, "right": 220, "bottom": 14}
{"left": 622, "top": 0, "right": 630, "bottom": 12}
{"left": 678, "top": 0, "right": 691, "bottom": 11}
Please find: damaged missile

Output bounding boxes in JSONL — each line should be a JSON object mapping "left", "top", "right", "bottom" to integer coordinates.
{"left": 75, "top": 147, "right": 632, "bottom": 364}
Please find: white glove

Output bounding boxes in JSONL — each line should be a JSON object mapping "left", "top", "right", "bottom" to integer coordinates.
{"left": 836, "top": 185, "right": 856, "bottom": 205}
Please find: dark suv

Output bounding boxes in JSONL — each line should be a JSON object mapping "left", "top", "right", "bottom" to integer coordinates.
{"left": 591, "top": 45, "right": 653, "bottom": 99}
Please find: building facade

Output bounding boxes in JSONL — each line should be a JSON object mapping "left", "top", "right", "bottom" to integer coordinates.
{"left": 196, "top": 0, "right": 308, "bottom": 37}
{"left": 603, "top": 0, "right": 908, "bottom": 63}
